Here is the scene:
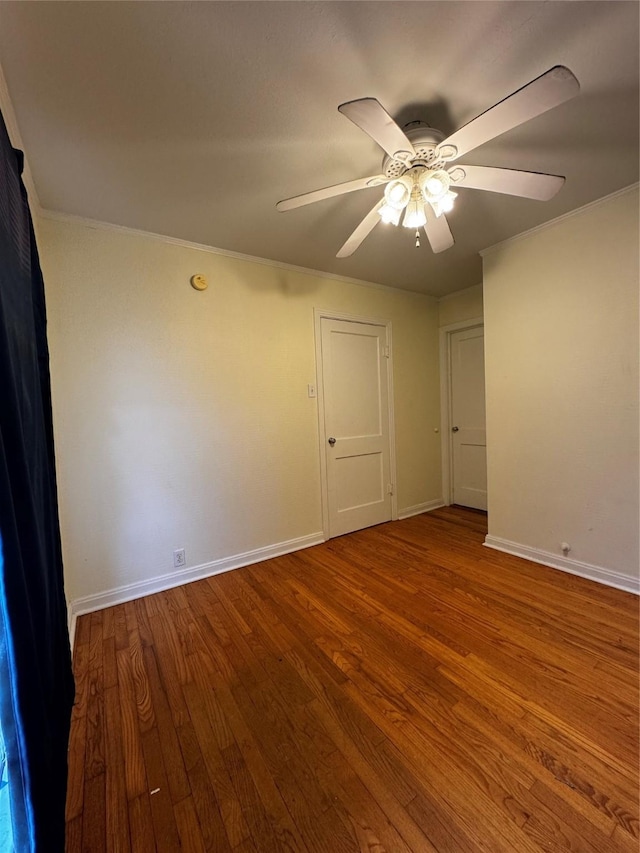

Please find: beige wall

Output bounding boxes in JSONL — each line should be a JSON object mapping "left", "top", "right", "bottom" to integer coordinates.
{"left": 438, "top": 283, "right": 483, "bottom": 327}
{"left": 483, "top": 187, "right": 639, "bottom": 586}
{"left": 39, "top": 216, "right": 441, "bottom": 604}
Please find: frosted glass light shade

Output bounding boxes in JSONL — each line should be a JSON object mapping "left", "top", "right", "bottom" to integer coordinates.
{"left": 420, "top": 169, "right": 451, "bottom": 202}
{"left": 378, "top": 204, "right": 401, "bottom": 225}
{"left": 384, "top": 178, "right": 412, "bottom": 210}
{"left": 440, "top": 190, "right": 457, "bottom": 212}
{"left": 432, "top": 190, "right": 458, "bottom": 217}
{"left": 402, "top": 199, "right": 427, "bottom": 229}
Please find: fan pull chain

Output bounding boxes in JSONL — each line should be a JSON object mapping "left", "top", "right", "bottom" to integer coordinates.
{"left": 415, "top": 229, "right": 420, "bottom": 248}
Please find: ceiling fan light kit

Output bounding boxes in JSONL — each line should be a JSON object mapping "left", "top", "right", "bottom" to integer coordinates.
{"left": 380, "top": 165, "right": 459, "bottom": 230}
{"left": 276, "top": 66, "right": 580, "bottom": 258}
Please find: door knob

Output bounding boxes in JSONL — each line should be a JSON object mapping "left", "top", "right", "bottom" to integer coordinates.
{"left": 451, "top": 426, "right": 459, "bottom": 432}
{"left": 328, "top": 437, "right": 336, "bottom": 446}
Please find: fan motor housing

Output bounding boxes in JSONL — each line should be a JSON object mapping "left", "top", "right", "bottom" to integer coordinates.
{"left": 382, "top": 124, "right": 446, "bottom": 178}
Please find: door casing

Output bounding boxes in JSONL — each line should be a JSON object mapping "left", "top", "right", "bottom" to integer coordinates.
{"left": 439, "top": 316, "right": 485, "bottom": 506}
{"left": 314, "top": 309, "right": 398, "bottom": 540}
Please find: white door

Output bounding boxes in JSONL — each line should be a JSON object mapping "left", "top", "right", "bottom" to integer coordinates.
{"left": 320, "top": 318, "right": 392, "bottom": 537}
{"left": 450, "top": 326, "right": 487, "bottom": 510}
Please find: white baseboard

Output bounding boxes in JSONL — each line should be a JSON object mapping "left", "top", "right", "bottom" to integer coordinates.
{"left": 398, "top": 499, "right": 445, "bottom": 520}
{"left": 67, "top": 531, "right": 325, "bottom": 650}
{"left": 484, "top": 535, "right": 640, "bottom": 595}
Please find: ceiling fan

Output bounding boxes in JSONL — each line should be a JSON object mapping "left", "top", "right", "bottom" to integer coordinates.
{"left": 276, "top": 66, "right": 580, "bottom": 256}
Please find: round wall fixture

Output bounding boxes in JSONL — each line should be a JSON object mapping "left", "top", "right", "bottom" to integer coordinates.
{"left": 190, "top": 274, "right": 208, "bottom": 291}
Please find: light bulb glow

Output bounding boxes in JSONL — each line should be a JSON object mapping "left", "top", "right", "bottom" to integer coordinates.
{"left": 427, "top": 176, "right": 446, "bottom": 196}
{"left": 384, "top": 178, "right": 411, "bottom": 210}
{"left": 378, "top": 204, "right": 401, "bottom": 226}
{"left": 420, "top": 169, "right": 451, "bottom": 202}
{"left": 431, "top": 190, "right": 458, "bottom": 217}
{"left": 402, "top": 199, "right": 427, "bottom": 230}
{"left": 440, "top": 190, "right": 457, "bottom": 212}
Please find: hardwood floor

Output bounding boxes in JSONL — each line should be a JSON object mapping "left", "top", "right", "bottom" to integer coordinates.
{"left": 66, "top": 506, "right": 639, "bottom": 852}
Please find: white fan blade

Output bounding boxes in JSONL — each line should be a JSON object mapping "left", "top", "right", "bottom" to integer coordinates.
{"left": 437, "top": 66, "right": 580, "bottom": 161}
{"left": 449, "top": 165, "right": 565, "bottom": 200}
{"left": 424, "top": 205, "right": 454, "bottom": 254}
{"left": 338, "top": 98, "right": 416, "bottom": 163}
{"left": 276, "top": 174, "right": 388, "bottom": 211}
{"left": 336, "top": 200, "right": 383, "bottom": 258}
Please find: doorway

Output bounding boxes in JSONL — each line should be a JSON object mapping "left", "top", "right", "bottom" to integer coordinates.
{"left": 315, "top": 311, "right": 397, "bottom": 538}
{"left": 440, "top": 319, "right": 487, "bottom": 510}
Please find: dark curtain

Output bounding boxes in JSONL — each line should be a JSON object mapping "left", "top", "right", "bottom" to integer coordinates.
{"left": 0, "top": 109, "right": 74, "bottom": 850}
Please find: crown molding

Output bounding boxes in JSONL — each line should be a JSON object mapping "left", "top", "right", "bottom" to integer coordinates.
{"left": 437, "top": 281, "right": 482, "bottom": 303}
{"left": 39, "top": 208, "right": 437, "bottom": 300}
{"left": 480, "top": 183, "right": 639, "bottom": 258}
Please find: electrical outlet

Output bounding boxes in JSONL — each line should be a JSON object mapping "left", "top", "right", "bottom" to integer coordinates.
{"left": 173, "top": 548, "right": 185, "bottom": 568}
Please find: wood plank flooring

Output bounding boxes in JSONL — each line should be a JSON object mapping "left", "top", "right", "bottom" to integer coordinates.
{"left": 66, "top": 506, "right": 639, "bottom": 851}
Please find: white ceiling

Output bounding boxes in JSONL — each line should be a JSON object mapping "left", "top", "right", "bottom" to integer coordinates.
{"left": 0, "top": 1, "right": 637, "bottom": 296}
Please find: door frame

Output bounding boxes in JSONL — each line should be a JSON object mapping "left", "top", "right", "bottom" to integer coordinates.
{"left": 314, "top": 308, "right": 398, "bottom": 539}
{"left": 439, "top": 317, "right": 484, "bottom": 506}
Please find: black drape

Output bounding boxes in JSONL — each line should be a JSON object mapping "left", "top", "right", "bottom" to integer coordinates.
{"left": 0, "top": 110, "right": 74, "bottom": 850}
